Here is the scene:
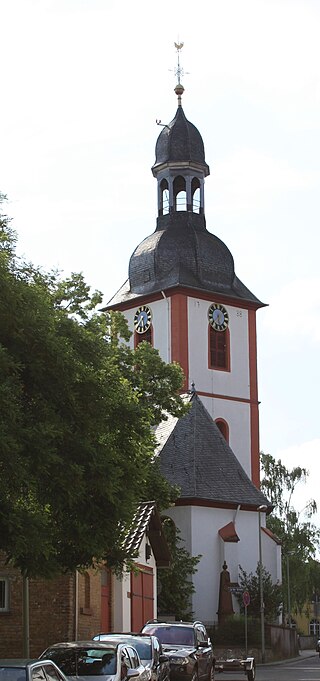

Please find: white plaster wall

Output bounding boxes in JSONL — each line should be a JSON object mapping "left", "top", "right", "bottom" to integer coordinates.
{"left": 113, "top": 571, "right": 131, "bottom": 631}
{"left": 123, "top": 298, "right": 170, "bottom": 363}
{"left": 165, "top": 505, "right": 280, "bottom": 625}
{"left": 187, "top": 298, "right": 250, "bottom": 399}
{"left": 200, "top": 394, "right": 251, "bottom": 476}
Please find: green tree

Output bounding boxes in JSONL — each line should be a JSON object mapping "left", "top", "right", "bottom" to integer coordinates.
{"left": 0, "top": 193, "right": 188, "bottom": 578}
{"left": 157, "top": 517, "right": 201, "bottom": 620}
{"left": 260, "top": 452, "right": 320, "bottom": 616}
{"left": 237, "top": 564, "right": 283, "bottom": 623}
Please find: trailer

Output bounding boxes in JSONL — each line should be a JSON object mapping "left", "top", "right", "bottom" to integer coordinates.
{"left": 215, "top": 651, "right": 256, "bottom": 680}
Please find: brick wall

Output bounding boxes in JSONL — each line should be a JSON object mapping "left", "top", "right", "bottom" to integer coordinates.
{"left": 0, "top": 554, "right": 102, "bottom": 657}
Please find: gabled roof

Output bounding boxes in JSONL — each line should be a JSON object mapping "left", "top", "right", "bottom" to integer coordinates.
{"left": 262, "top": 525, "right": 282, "bottom": 545}
{"left": 154, "top": 393, "right": 272, "bottom": 511}
{"left": 122, "top": 501, "right": 170, "bottom": 568}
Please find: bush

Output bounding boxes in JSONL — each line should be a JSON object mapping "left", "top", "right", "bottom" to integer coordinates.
{"left": 207, "top": 616, "right": 271, "bottom": 648}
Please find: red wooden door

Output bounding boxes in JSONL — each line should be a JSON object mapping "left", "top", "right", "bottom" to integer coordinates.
{"left": 131, "top": 565, "right": 154, "bottom": 631}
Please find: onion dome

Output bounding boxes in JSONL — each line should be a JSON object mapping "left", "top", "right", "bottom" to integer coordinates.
{"left": 152, "top": 105, "right": 210, "bottom": 176}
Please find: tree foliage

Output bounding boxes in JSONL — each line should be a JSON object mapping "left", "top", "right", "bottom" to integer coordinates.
{"left": 157, "top": 517, "right": 201, "bottom": 620}
{"left": 260, "top": 451, "right": 320, "bottom": 616}
{"left": 0, "top": 193, "right": 188, "bottom": 578}
{"left": 236, "top": 564, "right": 283, "bottom": 623}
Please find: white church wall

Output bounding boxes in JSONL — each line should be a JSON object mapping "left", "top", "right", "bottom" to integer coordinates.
{"left": 187, "top": 297, "right": 250, "bottom": 399}
{"left": 122, "top": 299, "right": 170, "bottom": 362}
{"left": 164, "top": 505, "right": 278, "bottom": 625}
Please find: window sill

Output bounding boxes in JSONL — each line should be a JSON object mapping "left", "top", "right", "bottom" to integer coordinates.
{"left": 80, "top": 607, "right": 93, "bottom": 616}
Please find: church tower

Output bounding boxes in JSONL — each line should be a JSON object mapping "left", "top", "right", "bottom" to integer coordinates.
{"left": 105, "top": 47, "right": 265, "bottom": 487}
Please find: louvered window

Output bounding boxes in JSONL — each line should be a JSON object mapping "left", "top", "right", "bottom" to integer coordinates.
{"left": 209, "top": 327, "right": 230, "bottom": 370}
{"left": 135, "top": 327, "right": 153, "bottom": 347}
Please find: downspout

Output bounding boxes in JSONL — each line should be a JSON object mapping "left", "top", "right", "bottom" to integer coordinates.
{"left": 233, "top": 504, "right": 241, "bottom": 524}
{"left": 74, "top": 570, "right": 79, "bottom": 640}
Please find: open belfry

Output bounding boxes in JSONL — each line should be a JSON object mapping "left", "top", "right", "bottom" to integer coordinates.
{"left": 104, "top": 44, "right": 281, "bottom": 623}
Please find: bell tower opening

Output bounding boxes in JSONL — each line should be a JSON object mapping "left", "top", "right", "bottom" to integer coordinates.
{"left": 173, "top": 175, "right": 187, "bottom": 211}
{"left": 160, "top": 178, "right": 169, "bottom": 216}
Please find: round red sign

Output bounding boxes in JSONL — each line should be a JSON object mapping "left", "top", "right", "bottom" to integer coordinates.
{"left": 243, "top": 590, "right": 250, "bottom": 607}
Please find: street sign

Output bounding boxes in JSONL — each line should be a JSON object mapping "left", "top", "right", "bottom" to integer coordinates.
{"left": 243, "top": 590, "right": 250, "bottom": 607}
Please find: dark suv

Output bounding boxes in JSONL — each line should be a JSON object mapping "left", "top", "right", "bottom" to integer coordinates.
{"left": 141, "top": 621, "right": 215, "bottom": 681}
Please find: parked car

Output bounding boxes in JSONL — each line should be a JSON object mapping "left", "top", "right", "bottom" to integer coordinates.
{"left": 39, "top": 641, "right": 150, "bottom": 681}
{"left": 0, "top": 658, "right": 69, "bottom": 681}
{"left": 140, "top": 621, "right": 215, "bottom": 681}
{"left": 316, "top": 638, "right": 320, "bottom": 654}
{"left": 93, "top": 634, "right": 169, "bottom": 681}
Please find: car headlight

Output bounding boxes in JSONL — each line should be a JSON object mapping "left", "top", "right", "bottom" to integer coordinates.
{"left": 169, "top": 657, "right": 189, "bottom": 665}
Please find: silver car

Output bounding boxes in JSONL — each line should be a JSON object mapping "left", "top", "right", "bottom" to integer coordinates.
{"left": 0, "top": 659, "right": 69, "bottom": 681}
{"left": 39, "top": 642, "right": 150, "bottom": 681}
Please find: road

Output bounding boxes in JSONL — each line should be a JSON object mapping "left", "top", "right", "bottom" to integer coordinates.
{"left": 215, "top": 653, "right": 320, "bottom": 681}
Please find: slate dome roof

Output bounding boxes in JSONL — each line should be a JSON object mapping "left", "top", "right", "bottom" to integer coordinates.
{"left": 129, "top": 212, "right": 236, "bottom": 295}
{"left": 152, "top": 105, "right": 210, "bottom": 175}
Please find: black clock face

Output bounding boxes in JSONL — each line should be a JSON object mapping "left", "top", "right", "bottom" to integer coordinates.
{"left": 208, "top": 303, "right": 229, "bottom": 332}
{"left": 134, "top": 305, "right": 152, "bottom": 334}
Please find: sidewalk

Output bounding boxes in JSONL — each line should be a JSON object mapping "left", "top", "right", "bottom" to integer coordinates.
{"left": 261, "top": 649, "right": 318, "bottom": 666}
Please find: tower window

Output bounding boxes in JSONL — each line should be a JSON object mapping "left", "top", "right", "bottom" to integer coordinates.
{"left": 135, "top": 326, "right": 153, "bottom": 347}
{"left": 215, "top": 419, "right": 229, "bottom": 443}
{"left": 192, "top": 177, "right": 200, "bottom": 213}
{"left": 209, "top": 326, "right": 230, "bottom": 371}
{"left": 160, "top": 179, "right": 169, "bottom": 216}
{"left": 173, "top": 175, "right": 186, "bottom": 211}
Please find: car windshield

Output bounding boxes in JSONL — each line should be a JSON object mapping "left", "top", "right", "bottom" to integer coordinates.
{"left": 0, "top": 669, "right": 27, "bottom": 681}
{"left": 143, "top": 627, "right": 194, "bottom": 646}
{"left": 94, "top": 638, "right": 151, "bottom": 663}
{"left": 43, "top": 649, "right": 117, "bottom": 676}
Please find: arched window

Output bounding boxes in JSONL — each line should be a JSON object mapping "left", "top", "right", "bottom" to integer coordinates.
{"left": 192, "top": 177, "right": 200, "bottom": 213}
{"left": 134, "top": 326, "right": 153, "bottom": 347}
{"left": 160, "top": 178, "right": 169, "bottom": 215}
{"left": 173, "top": 176, "right": 186, "bottom": 211}
{"left": 215, "top": 419, "right": 229, "bottom": 443}
{"left": 208, "top": 326, "right": 230, "bottom": 371}
{"left": 84, "top": 572, "right": 90, "bottom": 609}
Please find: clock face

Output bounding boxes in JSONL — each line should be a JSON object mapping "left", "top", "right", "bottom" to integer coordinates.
{"left": 208, "top": 303, "right": 229, "bottom": 332}
{"left": 134, "top": 305, "right": 152, "bottom": 334}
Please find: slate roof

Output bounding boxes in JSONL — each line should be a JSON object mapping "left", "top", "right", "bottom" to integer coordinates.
{"left": 104, "top": 216, "right": 264, "bottom": 308}
{"left": 154, "top": 393, "right": 272, "bottom": 511}
{"left": 152, "top": 105, "right": 210, "bottom": 176}
{"left": 122, "top": 501, "right": 171, "bottom": 567}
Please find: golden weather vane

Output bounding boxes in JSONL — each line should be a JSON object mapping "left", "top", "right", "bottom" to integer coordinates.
{"left": 173, "top": 40, "right": 186, "bottom": 105}
{"left": 174, "top": 41, "right": 184, "bottom": 85}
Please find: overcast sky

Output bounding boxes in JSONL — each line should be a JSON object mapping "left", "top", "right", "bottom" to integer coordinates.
{"left": 1, "top": 0, "right": 320, "bottom": 531}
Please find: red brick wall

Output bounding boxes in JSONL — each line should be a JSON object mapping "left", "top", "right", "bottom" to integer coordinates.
{"left": 0, "top": 554, "right": 102, "bottom": 657}
{"left": 77, "top": 571, "right": 101, "bottom": 640}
